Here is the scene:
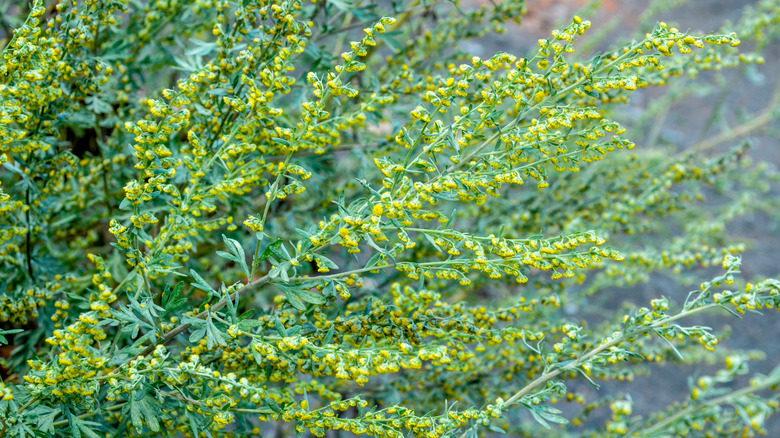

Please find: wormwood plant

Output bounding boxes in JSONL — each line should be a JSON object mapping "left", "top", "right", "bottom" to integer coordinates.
{"left": 1, "top": 0, "right": 780, "bottom": 436}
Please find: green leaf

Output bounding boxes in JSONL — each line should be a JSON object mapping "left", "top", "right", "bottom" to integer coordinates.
{"left": 577, "top": 365, "right": 600, "bottom": 388}
{"left": 266, "top": 398, "right": 282, "bottom": 414}
{"left": 29, "top": 406, "right": 58, "bottom": 435}
{"left": 294, "top": 227, "right": 313, "bottom": 239}
{"left": 313, "top": 254, "right": 338, "bottom": 270}
{"left": 215, "top": 250, "right": 239, "bottom": 263}
{"left": 238, "top": 308, "right": 256, "bottom": 320}
{"left": 85, "top": 95, "right": 113, "bottom": 114}
{"left": 134, "top": 226, "right": 154, "bottom": 244}
{"left": 530, "top": 405, "right": 569, "bottom": 428}
{"left": 221, "top": 283, "right": 238, "bottom": 316}
{"left": 657, "top": 330, "right": 685, "bottom": 360}
{"left": 268, "top": 262, "right": 290, "bottom": 281}
{"left": 528, "top": 406, "right": 550, "bottom": 429}
{"left": 0, "top": 328, "right": 22, "bottom": 346}
{"left": 363, "top": 252, "right": 383, "bottom": 270}
{"left": 291, "top": 284, "right": 326, "bottom": 305}
{"left": 238, "top": 318, "right": 262, "bottom": 331}
{"left": 189, "top": 327, "right": 206, "bottom": 344}
{"left": 71, "top": 417, "right": 102, "bottom": 438}
{"left": 382, "top": 32, "right": 403, "bottom": 53}
{"left": 187, "top": 38, "right": 218, "bottom": 56}
{"left": 206, "top": 318, "right": 227, "bottom": 348}
{"left": 423, "top": 233, "right": 443, "bottom": 253}
{"left": 273, "top": 314, "right": 288, "bottom": 337}
{"left": 259, "top": 238, "right": 283, "bottom": 261}
{"left": 221, "top": 235, "right": 250, "bottom": 279}
{"left": 162, "top": 282, "right": 187, "bottom": 313}
{"left": 296, "top": 288, "right": 325, "bottom": 305}
{"left": 322, "top": 323, "right": 335, "bottom": 346}
{"left": 282, "top": 287, "right": 306, "bottom": 311}
{"left": 130, "top": 393, "right": 143, "bottom": 432}
{"left": 112, "top": 302, "right": 154, "bottom": 339}
{"left": 277, "top": 284, "right": 325, "bottom": 310}
{"left": 188, "top": 415, "right": 201, "bottom": 438}
{"left": 190, "top": 269, "right": 215, "bottom": 293}
{"left": 591, "top": 52, "right": 603, "bottom": 69}
{"left": 119, "top": 197, "right": 132, "bottom": 211}
{"left": 139, "top": 396, "right": 161, "bottom": 431}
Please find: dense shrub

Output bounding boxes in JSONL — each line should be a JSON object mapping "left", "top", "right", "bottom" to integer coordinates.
{"left": 1, "top": 0, "right": 780, "bottom": 436}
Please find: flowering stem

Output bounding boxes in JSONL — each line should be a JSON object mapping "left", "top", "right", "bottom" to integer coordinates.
{"left": 126, "top": 273, "right": 271, "bottom": 363}
{"left": 503, "top": 300, "right": 727, "bottom": 408}
{"left": 446, "top": 41, "right": 642, "bottom": 175}
{"left": 639, "top": 368, "right": 780, "bottom": 436}
{"left": 250, "top": 152, "right": 295, "bottom": 280}
{"left": 24, "top": 186, "right": 33, "bottom": 281}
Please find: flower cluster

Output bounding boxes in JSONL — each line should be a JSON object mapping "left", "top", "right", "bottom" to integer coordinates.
{"left": 0, "top": 0, "right": 779, "bottom": 437}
